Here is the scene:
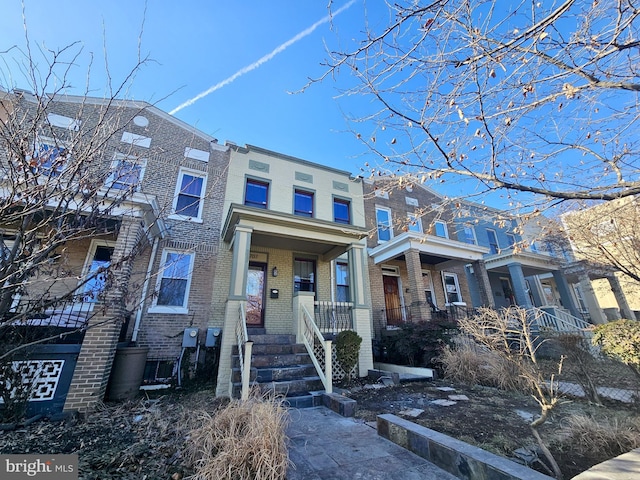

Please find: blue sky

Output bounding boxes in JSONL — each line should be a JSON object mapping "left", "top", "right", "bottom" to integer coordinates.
{"left": 0, "top": 1, "right": 381, "bottom": 176}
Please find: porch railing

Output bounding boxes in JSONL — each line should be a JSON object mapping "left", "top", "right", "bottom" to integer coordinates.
{"left": 533, "top": 307, "right": 592, "bottom": 337}
{"left": 300, "top": 303, "right": 332, "bottom": 394}
{"left": 235, "top": 301, "right": 253, "bottom": 400}
{"left": 380, "top": 302, "right": 476, "bottom": 328}
{"left": 314, "top": 301, "right": 353, "bottom": 334}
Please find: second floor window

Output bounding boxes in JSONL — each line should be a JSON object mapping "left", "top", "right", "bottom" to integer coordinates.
{"left": 294, "top": 189, "right": 314, "bottom": 217}
{"left": 487, "top": 229, "right": 499, "bottom": 254}
{"left": 245, "top": 178, "right": 269, "bottom": 209}
{"left": 333, "top": 198, "right": 351, "bottom": 224}
{"left": 376, "top": 207, "right": 393, "bottom": 242}
{"left": 434, "top": 220, "right": 449, "bottom": 238}
{"left": 109, "top": 155, "right": 145, "bottom": 191}
{"left": 33, "top": 140, "right": 69, "bottom": 177}
{"left": 407, "top": 213, "right": 423, "bottom": 233}
{"left": 506, "top": 233, "right": 516, "bottom": 249}
{"left": 462, "top": 225, "right": 477, "bottom": 245}
{"left": 173, "top": 169, "right": 206, "bottom": 220}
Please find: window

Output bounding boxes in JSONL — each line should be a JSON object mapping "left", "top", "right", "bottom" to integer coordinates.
{"left": 153, "top": 250, "right": 194, "bottom": 312}
{"left": 294, "top": 258, "right": 316, "bottom": 294}
{"left": 422, "top": 271, "right": 436, "bottom": 305}
{"left": 294, "top": 189, "right": 314, "bottom": 217}
{"left": 487, "top": 229, "right": 499, "bottom": 254}
{"left": 462, "top": 225, "right": 477, "bottom": 245}
{"left": 109, "top": 154, "right": 145, "bottom": 191}
{"left": 434, "top": 220, "right": 449, "bottom": 238}
{"left": 33, "top": 139, "right": 69, "bottom": 177}
{"left": 333, "top": 198, "right": 351, "bottom": 224}
{"left": 506, "top": 233, "right": 516, "bottom": 249}
{"left": 335, "top": 262, "right": 350, "bottom": 302}
{"left": 172, "top": 169, "right": 206, "bottom": 220}
{"left": 82, "top": 241, "right": 115, "bottom": 302}
{"left": 245, "top": 178, "right": 269, "bottom": 208}
{"left": 442, "top": 272, "right": 463, "bottom": 304}
{"left": 376, "top": 207, "right": 393, "bottom": 242}
{"left": 407, "top": 213, "right": 423, "bottom": 233}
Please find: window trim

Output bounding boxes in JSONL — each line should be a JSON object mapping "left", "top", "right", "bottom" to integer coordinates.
{"left": 293, "top": 188, "right": 315, "bottom": 217}
{"left": 32, "top": 136, "right": 71, "bottom": 177}
{"left": 433, "top": 220, "right": 449, "bottom": 239}
{"left": 442, "top": 271, "right": 463, "bottom": 305}
{"left": 107, "top": 153, "right": 146, "bottom": 192}
{"left": 169, "top": 168, "right": 207, "bottom": 222}
{"left": 293, "top": 256, "right": 317, "bottom": 296}
{"left": 79, "top": 239, "right": 117, "bottom": 304}
{"left": 333, "top": 196, "right": 351, "bottom": 225}
{"left": 422, "top": 270, "right": 436, "bottom": 305}
{"left": 149, "top": 249, "right": 195, "bottom": 314}
{"left": 376, "top": 206, "right": 393, "bottom": 243}
{"left": 486, "top": 228, "right": 500, "bottom": 254}
{"left": 244, "top": 177, "right": 270, "bottom": 209}
{"left": 335, "top": 260, "right": 350, "bottom": 302}
{"left": 506, "top": 233, "right": 517, "bottom": 249}
{"left": 462, "top": 224, "right": 478, "bottom": 245}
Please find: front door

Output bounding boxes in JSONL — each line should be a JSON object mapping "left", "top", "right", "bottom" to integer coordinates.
{"left": 383, "top": 275, "right": 402, "bottom": 326}
{"left": 500, "top": 277, "right": 516, "bottom": 306}
{"left": 246, "top": 262, "right": 266, "bottom": 326}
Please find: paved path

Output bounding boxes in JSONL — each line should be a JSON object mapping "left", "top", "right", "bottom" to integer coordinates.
{"left": 286, "top": 407, "right": 458, "bottom": 480}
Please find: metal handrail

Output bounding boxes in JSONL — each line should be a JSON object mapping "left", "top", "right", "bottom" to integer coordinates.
{"left": 533, "top": 307, "right": 592, "bottom": 336}
{"left": 300, "top": 303, "right": 332, "bottom": 394}
{"left": 235, "top": 301, "right": 253, "bottom": 400}
{"left": 314, "top": 301, "right": 353, "bottom": 334}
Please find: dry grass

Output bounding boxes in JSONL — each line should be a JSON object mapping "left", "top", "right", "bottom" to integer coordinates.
{"left": 185, "top": 392, "right": 290, "bottom": 480}
{"left": 560, "top": 413, "right": 640, "bottom": 458}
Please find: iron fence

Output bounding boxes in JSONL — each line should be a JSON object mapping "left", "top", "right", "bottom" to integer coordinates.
{"left": 314, "top": 301, "right": 353, "bottom": 335}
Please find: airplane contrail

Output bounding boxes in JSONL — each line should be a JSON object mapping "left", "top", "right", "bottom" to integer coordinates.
{"left": 169, "top": 0, "right": 356, "bottom": 115}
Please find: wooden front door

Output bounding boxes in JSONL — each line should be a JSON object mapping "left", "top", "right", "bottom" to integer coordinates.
{"left": 246, "top": 262, "right": 266, "bottom": 326}
{"left": 383, "top": 275, "right": 402, "bottom": 326}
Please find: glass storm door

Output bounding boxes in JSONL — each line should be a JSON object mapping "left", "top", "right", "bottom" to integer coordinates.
{"left": 246, "top": 263, "right": 266, "bottom": 326}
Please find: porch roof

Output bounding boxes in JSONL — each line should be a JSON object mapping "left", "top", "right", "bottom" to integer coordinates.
{"left": 222, "top": 204, "right": 368, "bottom": 261}
{"left": 368, "top": 231, "right": 488, "bottom": 265}
{"left": 483, "top": 250, "right": 562, "bottom": 276}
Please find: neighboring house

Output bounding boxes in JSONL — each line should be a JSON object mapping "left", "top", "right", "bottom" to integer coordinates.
{"left": 363, "top": 179, "right": 489, "bottom": 337}
{"left": 0, "top": 91, "right": 230, "bottom": 414}
{"left": 213, "top": 145, "right": 374, "bottom": 397}
{"left": 561, "top": 198, "right": 639, "bottom": 321}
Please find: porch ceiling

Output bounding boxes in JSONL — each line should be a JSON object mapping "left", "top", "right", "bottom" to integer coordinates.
{"left": 484, "top": 251, "right": 561, "bottom": 276}
{"left": 222, "top": 204, "right": 369, "bottom": 261}
{"left": 368, "top": 231, "right": 489, "bottom": 265}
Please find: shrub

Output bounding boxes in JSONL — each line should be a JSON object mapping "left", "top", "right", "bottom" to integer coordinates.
{"left": 335, "top": 330, "right": 362, "bottom": 381}
{"left": 593, "top": 320, "right": 640, "bottom": 379}
{"left": 185, "top": 393, "right": 289, "bottom": 480}
{"left": 560, "top": 413, "right": 640, "bottom": 458}
{"left": 381, "top": 320, "right": 458, "bottom": 368}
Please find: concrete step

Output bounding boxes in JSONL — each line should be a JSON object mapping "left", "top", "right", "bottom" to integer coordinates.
{"left": 232, "top": 343, "right": 306, "bottom": 356}
{"left": 249, "top": 334, "right": 296, "bottom": 345}
{"left": 232, "top": 376, "right": 325, "bottom": 397}
{"left": 231, "top": 364, "right": 318, "bottom": 383}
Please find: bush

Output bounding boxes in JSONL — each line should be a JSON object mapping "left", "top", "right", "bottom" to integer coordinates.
{"left": 335, "top": 330, "right": 362, "bottom": 382}
{"left": 593, "top": 320, "right": 640, "bottom": 379}
{"left": 560, "top": 413, "right": 640, "bottom": 458}
{"left": 380, "top": 320, "right": 458, "bottom": 368}
{"left": 185, "top": 393, "right": 289, "bottom": 480}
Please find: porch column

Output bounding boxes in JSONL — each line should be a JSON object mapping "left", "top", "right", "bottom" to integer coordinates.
{"left": 607, "top": 275, "right": 635, "bottom": 320}
{"left": 526, "top": 276, "right": 546, "bottom": 307}
{"left": 404, "top": 248, "right": 431, "bottom": 321}
{"left": 471, "top": 260, "right": 495, "bottom": 307}
{"left": 215, "top": 225, "right": 253, "bottom": 397}
{"left": 552, "top": 271, "right": 582, "bottom": 318}
{"left": 347, "top": 243, "right": 367, "bottom": 308}
{"left": 507, "top": 263, "right": 533, "bottom": 308}
{"left": 64, "top": 216, "right": 145, "bottom": 413}
{"left": 578, "top": 274, "right": 607, "bottom": 324}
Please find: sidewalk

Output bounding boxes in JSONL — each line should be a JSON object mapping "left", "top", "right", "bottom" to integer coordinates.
{"left": 286, "top": 406, "right": 458, "bottom": 480}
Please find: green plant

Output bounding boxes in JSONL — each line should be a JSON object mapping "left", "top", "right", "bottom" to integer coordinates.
{"left": 185, "top": 392, "right": 289, "bottom": 480}
{"left": 593, "top": 320, "right": 640, "bottom": 380}
{"left": 335, "top": 330, "right": 362, "bottom": 382}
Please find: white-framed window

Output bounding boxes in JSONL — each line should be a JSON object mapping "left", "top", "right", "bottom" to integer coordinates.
{"left": 487, "top": 229, "right": 499, "bottom": 254}
{"left": 376, "top": 206, "right": 393, "bottom": 242}
{"left": 506, "top": 233, "right": 516, "bottom": 249}
{"left": 407, "top": 213, "right": 423, "bottom": 233}
{"left": 422, "top": 270, "right": 436, "bottom": 305}
{"left": 434, "top": 220, "right": 449, "bottom": 238}
{"left": 335, "top": 261, "right": 350, "bottom": 302}
{"left": 80, "top": 240, "right": 116, "bottom": 303}
{"left": 150, "top": 249, "right": 195, "bottom": 314}
{"left": 171, "top": 168, "right": 207, "bottom": 221}
{"left": 462, "top": 225, "right": 477, "bottom": 245}
{"left": 442, "top": 272, "right": 463, "bottom": 304}
{"left": 31, "top": 137, "right": 70, "bottom": 177}
{"left": 108, "top": 153, "right": 146, "bottom": 192}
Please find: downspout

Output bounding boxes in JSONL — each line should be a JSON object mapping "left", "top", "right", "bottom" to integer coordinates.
{"left": 131, "top": 236, "right": 159, "bottom": 343}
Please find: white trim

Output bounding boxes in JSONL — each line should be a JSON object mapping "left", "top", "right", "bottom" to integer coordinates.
{"left": 422, "top": 270, "right": 436, "bottom": 304}
{"left": 407, "top": 212, "right": 423, "bottom": 234}
{"left": 376, "top": 206, "right": 393, "bottom": 243}
{"left": 149, "top": 249, "right": 195, "bottom": 314}
{"left": 107, "top": 153, "right": 147, "bottom": 192}
{"left": 170, "top": 167, "right": 207, "bottom": 222}
{"left": 184, "top": 147, "right": 210, "bottom": 162}
{"left": 79, "top": 239, "right": 117, "bottom": 303}
{"left": 381, "top": 264, "right": 400, "bottom": 276}
{"left": 486, "top": 228, "right": 500, "bottom": 254}
{"left": 441, "top": 271, "right": 463, "bottom": 304}
{"left": 47, "top": 113, "right": 81, "bottom": 131}
{"left": 121, "top": 131, "right": 151, "bottom": 148}
{"left": 434, "top": 220, "right": 449, "bottom": 239}
{"left": 462, "top": 224, "right": 478, "bottom": 245}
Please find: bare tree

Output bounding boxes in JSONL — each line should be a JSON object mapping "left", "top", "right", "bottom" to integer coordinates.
{"left": 320, "top": 0, "right": 640, "bottom": 209}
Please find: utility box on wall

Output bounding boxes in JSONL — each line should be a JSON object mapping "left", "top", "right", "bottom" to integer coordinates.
{"left": 205, "top": 327, "right": 222, "bottom": 347}
{"left": 182, "top": 328, "right": 199, "bottom": 348}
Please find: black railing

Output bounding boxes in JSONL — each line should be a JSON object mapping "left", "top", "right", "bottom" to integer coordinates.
{"left": 314, "top": 301, "right": 353, "bottom": 334}
{"left": 379, "top": 302, "right": 478, "bottom": 332}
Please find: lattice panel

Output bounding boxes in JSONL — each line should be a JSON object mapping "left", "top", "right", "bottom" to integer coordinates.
{"left": 1, "top": 360, "right": 65, "bottom": 402}
{"left": 311, "top": 342, "right": 357, "bottom": 382}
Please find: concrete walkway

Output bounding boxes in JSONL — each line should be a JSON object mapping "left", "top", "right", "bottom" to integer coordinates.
{"left": 286, "top": 406, "right": 458, "bottom": 480}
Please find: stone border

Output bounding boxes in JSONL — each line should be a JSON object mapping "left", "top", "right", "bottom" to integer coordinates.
{"left": 377, "top": 414, "right": 553, "bottom": 480}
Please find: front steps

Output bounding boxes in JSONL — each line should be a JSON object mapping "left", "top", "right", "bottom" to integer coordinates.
{"left": 231, "top": 333, "right": 325, "bottom": 407}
